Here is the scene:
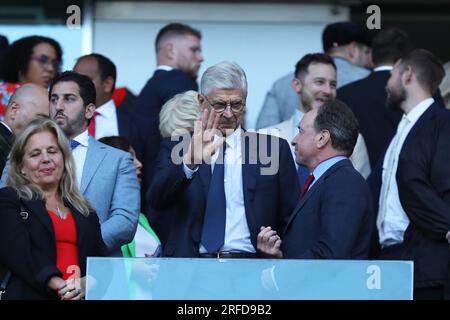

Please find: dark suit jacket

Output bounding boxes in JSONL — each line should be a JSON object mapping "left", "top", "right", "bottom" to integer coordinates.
{"left": 367, "top": 101, "right": 449, "bottom": 258}
{"left": 282, "top": 159, "right": 374, "bottom": 259}
{"left": 0, "top": 122, "right": 13, "bottom": 176}
{"left": 397, "top": 113, "right": 450, "bottom": 288}
{"left": 148, "top": 132, "right": 299, "bottom": 257}
{"left": 337, "top": 70, "right": 402, "bottom": 168}
{"left": 135, "top": 69, "right": 198, "bottom": 202}
{"left": 0, "top": 187, "right": 106, "bottom": 300}
{"left": 338, "top": 71, "right": 445, "bottom": 169}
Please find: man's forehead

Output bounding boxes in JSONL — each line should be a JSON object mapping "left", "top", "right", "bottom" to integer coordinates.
{"left": 209, "top": 88, "right": 244, "bottom": 100}
{"left": 306, "top": 63, "right": 336, "bottom": 77}
{"left": 51, "top": 81, "right": 81, "bottom": 95}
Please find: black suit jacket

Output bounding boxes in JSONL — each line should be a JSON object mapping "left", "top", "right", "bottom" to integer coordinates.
{"left": 338, "top": 71, "right": 445, "bottom": 169}
{"left": 337, "top": 70, "right": 402, "bottom": 168}
{"left": 0, "top": 187, "right": 106, "bottom": 300}
{"left": 367, "top": 101, "right": 449, "bottom": 258}
{"left": 397, "top": 113, "right": 450, "bottom": 288}
{"left": 0, "top": 122, "right": 13, "bottom": 176}
{"left": 148, "top": 132, "right": 299, "bottom": 257}
{"left": 282, "top": 159, "right": 374, "bottom": 259}
{"left": 135, "top": 69, "right": 198, "bottom": 202}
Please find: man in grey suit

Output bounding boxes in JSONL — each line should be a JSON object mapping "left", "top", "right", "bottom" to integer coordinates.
{"left": 256, "top": 21, "right": 371, "bottom": 129}
{"left": 49, "top": 71, "right": 139, "bottom": 256}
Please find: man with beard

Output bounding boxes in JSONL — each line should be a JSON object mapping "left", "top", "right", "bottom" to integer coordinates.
{"left": 260, "top": 53, "right": 370, "bottom": 186}
{"left": 135, "top": 23, "right": 204, "bottom": 199}
{"left": 368, "top": 49, "right": 449, "bottom": 266}
{"left": 49, "top": 71, "right": 139, "bottom": 256}
{"left": 148, "top": 61, "right": 299, "bottom": 258}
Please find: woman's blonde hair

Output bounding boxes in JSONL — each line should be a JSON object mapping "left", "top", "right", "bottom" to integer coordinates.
{"left": 7, "top": 118, "right": 92, "bottom": 216}
{"left": 159, "top": 90, "right": 201, "bottom": 138}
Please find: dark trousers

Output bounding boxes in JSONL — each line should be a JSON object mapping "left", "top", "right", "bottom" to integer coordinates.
{"left": 414, "top": 286, "right": 445, "bottom": 300}
{"left": 377, "top": 243, "right": 405, "bottom": 260}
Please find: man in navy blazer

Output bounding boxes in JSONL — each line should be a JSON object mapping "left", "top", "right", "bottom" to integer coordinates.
{"left": 367, "top": 49, "right": 448, "bottom": 263}
{"left": 148, "top": 61, "right": 299, "bottom": 258}
{"left": 258, "top": 100, "right": 374, "bottom": 259}
{"left": 136, "top": 23, "right": 204, "bottom": 198}
{"left": 366, "top": 49, "right": 449, "bottom": 299}
{"left": 49, "top": 71, "right": 140, "bottom": 256}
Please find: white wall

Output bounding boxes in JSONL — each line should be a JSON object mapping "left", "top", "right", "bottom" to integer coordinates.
{"left": 94, "top": 2, "right": 349, "bottom": 129}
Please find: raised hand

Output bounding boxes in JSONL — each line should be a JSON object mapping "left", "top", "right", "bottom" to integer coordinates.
{"left": 183, "top": 108, "right": 225, "bottom": 169}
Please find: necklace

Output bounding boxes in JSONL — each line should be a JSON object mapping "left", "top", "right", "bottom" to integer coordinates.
{"left": 56, "top": 205, "right": 67, "bottom": 219}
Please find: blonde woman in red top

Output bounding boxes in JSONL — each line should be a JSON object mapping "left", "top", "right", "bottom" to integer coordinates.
{"left": 0, "top": 118, "right": 106, "bottom": 300}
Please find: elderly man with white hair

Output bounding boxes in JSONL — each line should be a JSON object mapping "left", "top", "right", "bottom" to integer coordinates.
{"left": 148, "top": 61, "right": 299, "bottom": 258}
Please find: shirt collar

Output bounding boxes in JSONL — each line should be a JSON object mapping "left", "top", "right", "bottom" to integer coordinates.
{"left": 293, "top": 110, "right": 304, "bottom": 128}
{"left": 95, "top": 99, "right": 116, "bottom": 118}
{"left": 312, "top": 155, "right": 347, "bottom": 181}
{"left": 72, "top": 129, "right": 89, "bottom": 147}
{"left": 225, "top": 126, "right": 242, "bottom": 150}
{"left": 156, "top": 65, "right": 173, "bottom": 71}
{"left": 214, "top": 126, "right": 242, "bottom": 150}
{"left": 373, "top": 66, "right": 393, "bottom": 72}
{"left": 405, "top": 98, "right": 434, "bottom": 123}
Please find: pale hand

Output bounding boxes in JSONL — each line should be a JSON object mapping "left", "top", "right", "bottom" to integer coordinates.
{"left": 183, "top": 108, "right": 224, "bottom": 169}
{"left": 257, "top": 226, "right": 283, "bottom": 258}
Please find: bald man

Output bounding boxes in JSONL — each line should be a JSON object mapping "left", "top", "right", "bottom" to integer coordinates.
{"left": 0, "top": 83, "right": 49, "bottom": 175}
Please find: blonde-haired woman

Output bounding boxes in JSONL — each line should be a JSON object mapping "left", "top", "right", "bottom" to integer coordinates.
{"left": 0, "top": 118, "right": 106, "bottom": 300}
{"left": 159, "top": 90, "right": 201, "bottom": 138}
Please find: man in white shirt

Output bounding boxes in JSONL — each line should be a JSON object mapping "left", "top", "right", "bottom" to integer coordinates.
{"left": 73, "top": 53, "right": 134, "bottom": 140}
{"left": 371, "top": 49, "right": 448, "bottom": 264}
{"left": 49, "top": 71, "right": 139, "bottom": 256}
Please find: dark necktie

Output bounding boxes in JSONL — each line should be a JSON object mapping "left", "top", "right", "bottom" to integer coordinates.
{"left": 201, "top": 143, "right": 226, "bottom": 253}
{"left": 69, "top": 139, "right": 80, "bottom": 150}
{"left": 300, "top": 174, "right": 315, "bottom": 199}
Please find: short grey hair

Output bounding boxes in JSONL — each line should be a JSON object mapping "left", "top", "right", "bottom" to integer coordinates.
{"left": 200, "top": 61, "right": 247, "bottom": 98}
{"left": 159, "top": 90, "right": 201, "bottom": 138}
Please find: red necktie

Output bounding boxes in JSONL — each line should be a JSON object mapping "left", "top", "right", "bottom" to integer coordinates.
{"left": 88, "top": 111, "right": 99, "bottom": 137}
{"left": 300, "top": 174, "right": 315, "bottom": 198}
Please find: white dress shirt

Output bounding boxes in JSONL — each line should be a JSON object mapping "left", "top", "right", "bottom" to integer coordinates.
{"left": 94, "top": 99, "right": 119, "bottom": 139}
{"left": 71, "top": 130, "right": 89, "bottom": 188}
{"left": 378, "top": 98, "right": 434, "bottom": 247}
{"left": 184, "top": 127, "right": 255, "bottom": 253}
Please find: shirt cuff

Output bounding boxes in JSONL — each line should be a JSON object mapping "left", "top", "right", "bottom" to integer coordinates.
{"left": 183, "top": 162, "right": 199, "bottom": 179}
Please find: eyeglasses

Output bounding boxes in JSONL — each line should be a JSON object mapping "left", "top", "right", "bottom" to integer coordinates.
{"left": 204, "top": 96, "right": 245, "bottom": 113}
{"left": 30, "top": 55, "right": 61, "bottom": 70}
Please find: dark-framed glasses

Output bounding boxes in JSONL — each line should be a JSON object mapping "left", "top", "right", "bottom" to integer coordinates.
{"left": 204, "top": 96, "right": 245, "bottom": 112}
{"left": 30, "top": 55, "right": 61, "bottom": 70}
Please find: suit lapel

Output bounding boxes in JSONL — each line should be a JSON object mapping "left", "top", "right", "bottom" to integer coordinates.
{"left": 283, "top": 159, "right": 349, "bottom": 234}
{"left": 23, "top": 198, "right": 54, "bottom": 236}
{"left": 116, "top": 108, "right": 130, "bottom": 138}
{"left": 242, "top": 131, "right": 258, "bottom": 237}
{"left": 80, "top": 137, "right": 107, "bottom": 193}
